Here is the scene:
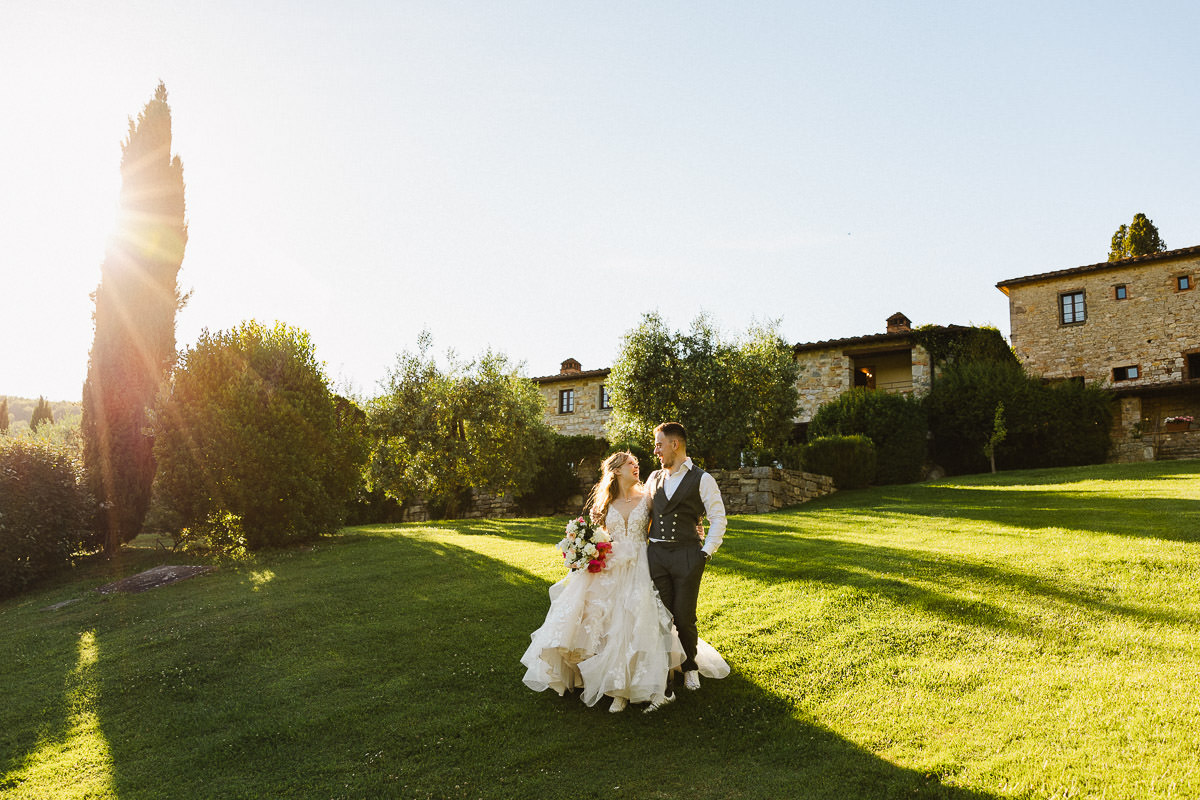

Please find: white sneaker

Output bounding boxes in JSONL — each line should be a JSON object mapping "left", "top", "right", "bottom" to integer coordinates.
{"left": 644, "top": 692, "right": 676, "bottom": 713}
{"left": 609, "top": 696, "right": 628, "bottom": 713}
{"left": 683, "top": 670, "right": 701, "bottom": 691}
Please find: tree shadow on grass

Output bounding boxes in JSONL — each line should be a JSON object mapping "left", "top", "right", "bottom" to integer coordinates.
{"left": 858, "top": 487, "right": 1200, "bottom": 543}
{"left": 720, "top": 520, "right": 1199, "bottom": 634}
{"left": 51, "top": 528, "right": 1004, "bottom": 799}
{"left": 346, "top": 515, "right": 571, "bottom": 545}
{"left": 927, "top": 459, "right": 1200, "bottom": 487}
{"left": 827, "top": 459, "right": 1200, "bottom": 544}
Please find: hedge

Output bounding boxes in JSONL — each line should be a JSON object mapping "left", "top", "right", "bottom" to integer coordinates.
{"left": 810, "top": 389, "right": 928, "bottom": 484}
{"left": 801, "top": 435, "right": 877, "bottom": 489}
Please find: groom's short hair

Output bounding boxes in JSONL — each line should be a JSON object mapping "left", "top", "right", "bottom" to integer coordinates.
{"left": 654, "top": 421, "right": 687, "bottom": 442}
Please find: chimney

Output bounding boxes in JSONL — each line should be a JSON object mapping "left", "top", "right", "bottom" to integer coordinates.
{"left": 560, "top": 358, "right": 582, "bottom": 374}
{"left": 886, "top": 312, "right": 912, "bottom": 334}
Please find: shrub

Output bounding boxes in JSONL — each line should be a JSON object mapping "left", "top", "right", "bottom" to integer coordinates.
{"left": 912, "top": 325, "right": 1017, "bottom": 367}
{"left": 810, "top": 389, "right": 928, "bottom": 484}
{"left": 517, "top": 433, "right": 608, "bottom": 514}
{"left": 924, "top": 360, "right": 1113, "bottom": 475}
{"left": 801, "top": 435, "right": 876, "bottom": 489}
{"left": 344, "top": 486, "right": 404, "bottom": 526}
{"left": 1032, "top": 379, "right": 1113, "bottom": 467}
{"left": 0, "top": 439, "right": 94, "bottom": 597}
{"left": 154, "top": 321, "right": 365, "bottom": 550}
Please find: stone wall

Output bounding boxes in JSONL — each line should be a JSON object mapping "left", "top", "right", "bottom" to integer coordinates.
{"left": 709, "top": 466, "right": 836, "bottom": 514}
{"left": 398, "top": 466, "right": 835, "bottom": 521}
{"left": 1005, "top": 253, "right": 1200, "bottom": 386}
{"left": 795, "top": 349, "right": 853, "bottom": 423}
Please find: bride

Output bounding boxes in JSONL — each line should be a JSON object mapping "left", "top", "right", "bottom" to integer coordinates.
{"left": 521, "top": 451, "right": 727, "bottom": 712}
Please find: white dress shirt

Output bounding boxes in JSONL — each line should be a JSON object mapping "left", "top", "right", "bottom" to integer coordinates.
{"left": 650, "top": 457, "right": 726, "bottom": 556}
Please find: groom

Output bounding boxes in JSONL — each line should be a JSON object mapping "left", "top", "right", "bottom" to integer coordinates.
{"left": 644, "top": 421, "right": 726, "bottom": 712}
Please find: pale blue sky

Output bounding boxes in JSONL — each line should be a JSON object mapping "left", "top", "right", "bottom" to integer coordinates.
{"left": 3, "top": 1, "right": 1198, "bottom": 401}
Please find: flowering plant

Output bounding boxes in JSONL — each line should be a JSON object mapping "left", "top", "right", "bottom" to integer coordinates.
{"left": 1165, "top": 415, "right": 1194, "bottom": 424}
{"left": 556, "top": 514, "right": 612, "bottom": 572}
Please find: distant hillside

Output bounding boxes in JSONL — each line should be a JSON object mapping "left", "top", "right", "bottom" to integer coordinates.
{"left": 2, "top": 396, "right": 82, "bottom": 429}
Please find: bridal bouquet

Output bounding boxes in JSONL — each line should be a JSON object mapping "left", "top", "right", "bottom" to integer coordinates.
{"left": 557, "top": 514, "right": 612, "bottom": 572}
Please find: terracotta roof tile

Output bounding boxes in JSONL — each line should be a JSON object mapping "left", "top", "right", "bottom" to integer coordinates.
{"left": 792, "top": 324, "right": 968, "bottom": 353}
{"left": 531, "top": 367, "right": 611, "bottom": 384}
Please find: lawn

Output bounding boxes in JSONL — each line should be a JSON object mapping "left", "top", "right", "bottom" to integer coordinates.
{"left": 2, "top": 460, "right": 1199, "bottom": 799}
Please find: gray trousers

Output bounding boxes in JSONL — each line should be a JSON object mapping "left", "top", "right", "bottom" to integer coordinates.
{"left": 647, "top": 540, "right": 706, "bottom": 678}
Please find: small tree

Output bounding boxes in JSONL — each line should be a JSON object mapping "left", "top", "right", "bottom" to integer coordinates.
{"left": 982, "top": 401, "right": 1007, "bottom": 473}
{"left": 0, "top": 397, "right": 8, "bottom": 434}
{"left": 739, "top": 321, "right": 802, "bottom": 460}
{"left": 154, "top": 321, "right": 363, "bottom": 550}
{"left": 30, "top": 396, "right": 54, "bottom": 431}
{"left": 367, "top": 334, "right": 549, "bottom": 517}
{"left": 1108, "top": 213, "right": 1166, "bottom": 261}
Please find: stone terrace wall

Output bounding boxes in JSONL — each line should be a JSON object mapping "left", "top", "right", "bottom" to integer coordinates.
{"left": 1107, "top": 389, "right": 1200, "bottom": 463}
{"left": 399, "top": 466, "right": 835, "bottom": 521}
{"left": 709, "top": 467, "right": 835, "bottom": 514}
{"left": 399, "top": 490, "right": 519, "bottom": 522}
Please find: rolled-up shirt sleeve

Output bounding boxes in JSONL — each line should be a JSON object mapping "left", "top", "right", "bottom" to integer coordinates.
{"left": 698, "top": 471, "right": 726, "bottom": 556}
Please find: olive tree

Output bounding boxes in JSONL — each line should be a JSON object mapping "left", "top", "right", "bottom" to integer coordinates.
{"left": 606, "top": 313, "right": 799, "bottom": 469}
{"left": 367, "top": 334, "right": 549, "bottom": 517}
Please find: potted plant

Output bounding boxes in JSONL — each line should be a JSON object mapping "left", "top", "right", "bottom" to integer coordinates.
{"left": 1164, "top": 415, "right": 1194, "bottom": 432}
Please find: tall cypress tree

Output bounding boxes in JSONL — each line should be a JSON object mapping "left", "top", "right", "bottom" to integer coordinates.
{"left": 1108, "top": 213, "right": 1167, "bottom": 261}
{"left": 82, "top": 82, "right": 188, "bottom": 555}
{"left": 30, "top": 396, "right": 54, "bottom": 431}
{"left": 0, "top": 397, "right": 8, "bottom": 434}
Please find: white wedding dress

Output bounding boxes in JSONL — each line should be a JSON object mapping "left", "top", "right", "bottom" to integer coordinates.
{"left": 521, "top": 499, "right": 729, "bottom": 707}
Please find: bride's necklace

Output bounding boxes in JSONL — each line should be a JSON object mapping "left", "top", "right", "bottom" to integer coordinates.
{"left": 614, "top": 489, "right": 642, "bottom": 507}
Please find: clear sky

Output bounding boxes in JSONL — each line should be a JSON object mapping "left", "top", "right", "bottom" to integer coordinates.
{"left": 3, "top": 1, "right": 1198, "bottom": 402}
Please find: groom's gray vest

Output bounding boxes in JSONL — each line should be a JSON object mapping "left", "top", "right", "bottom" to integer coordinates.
{"left": 648, "top": 466, "right": 706, "bottom": 543}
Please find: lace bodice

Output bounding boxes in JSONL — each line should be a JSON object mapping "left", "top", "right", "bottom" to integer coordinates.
{"left": 603, "top": 497, "right": 650, "bottom": 543}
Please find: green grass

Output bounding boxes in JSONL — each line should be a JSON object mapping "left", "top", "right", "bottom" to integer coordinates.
{"left": 3, "top": 460, "right": 1200, "bottom": 799}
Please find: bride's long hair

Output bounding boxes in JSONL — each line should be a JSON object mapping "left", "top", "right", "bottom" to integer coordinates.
{"left": 586, "top": 451, "right": 636, "bottom": 523}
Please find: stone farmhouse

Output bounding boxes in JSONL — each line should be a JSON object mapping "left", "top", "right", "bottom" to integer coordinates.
{"left": 535, "top": 244, "right": 1200, "bottom": 465}
{"left": 531, "top": 358, "right": 612, "bottom": 436}
{"left": 997, "top": 245, "right": 1200, "bottom": 461}
{"left": 792, "top": 312, "right": 934, "bottom": 428}
{"left": 534, "top": 313, "right": 961, "bottom": 439}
